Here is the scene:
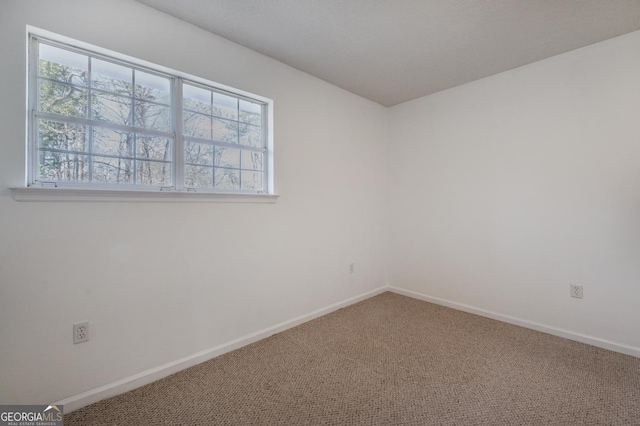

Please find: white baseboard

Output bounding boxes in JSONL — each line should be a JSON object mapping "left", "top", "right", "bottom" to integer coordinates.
{"left": 388, "top": 286, "right": 640, "bottom": 359}
{"left": 58, "top": 284, "right": 638, "bottom": 413}
{"left": 56, "top": 286, "right": 388, "bottom": 413}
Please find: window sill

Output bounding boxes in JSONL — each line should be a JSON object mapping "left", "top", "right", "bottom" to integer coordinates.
{"left": 9, "top": 187, "right": 279, "bottom": 203}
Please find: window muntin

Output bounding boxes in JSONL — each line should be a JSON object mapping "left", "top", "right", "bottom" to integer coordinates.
{"left": 182, "top": 82, "right": 265, "bottom": 191}
{"left": 30, "top": 35, "right": 270, "bottom": 194}
{"left": 35, "top": 42, "right": 173, "bottom": 187}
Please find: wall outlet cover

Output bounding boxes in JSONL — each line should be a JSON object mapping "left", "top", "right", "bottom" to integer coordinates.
{"left": 570, "top": 284, "right": 583, "bottom": 299}
{"left": 73, "top": 321, "right": 90, "bottom": 344}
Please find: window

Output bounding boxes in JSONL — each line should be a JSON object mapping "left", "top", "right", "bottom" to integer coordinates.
{"left": 28, "top": 33, "right": 272, "bottom": 195}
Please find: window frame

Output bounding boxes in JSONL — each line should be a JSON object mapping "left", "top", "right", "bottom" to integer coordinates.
{"left": 25, "top": 28, "right": 275, "bottom": 198}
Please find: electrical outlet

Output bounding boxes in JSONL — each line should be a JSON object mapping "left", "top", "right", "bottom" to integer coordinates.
{"left": 73, "top": 321, "right": 90, "bottom": 344}
{"left": 349, "top": 262, "right": 355, "bottom": 274}
{"left": 570, "top": 284, "right": 583, "bottom": 299}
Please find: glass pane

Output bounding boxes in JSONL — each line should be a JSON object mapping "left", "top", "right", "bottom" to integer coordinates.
{"left": 183, "top": 111, "right": 211, "bottom": 139}
{"left": 93, "top": 127, "right": 132, "bottom": 157}
{"left": 213, "top": 117, "right": 238, "bottom": 143}
{"left": 39, "top": 150, "right": 89, "bottom": 182}
{"left": 239, "top": 99, "right": 261, "bottom": 125}
{"left": 136, "top": 136, "right": 171, "bottom": 161}
{"left": 92, "top": 156, "right": 133, "bottom": 184}
{"left": 241, "top": 171, "right": 263, "bottom": 191}
{"left": 134, "top": 100, "right": 170, "bottom": 132}
{"left": 135, "top": 70, "right": 170, "bottom": 104}
{"left": 241, "top": 150, "right": 263, "bottom": 171}
{"left": 91, "top": 58, "right": 132, "bottom": 96}
{"left": 215, "top": 147, "right": 240, "bottom": 168}
{"left": 185, "top": 164, "right": 213, "bottom": 188}
{"left": 239, "top": 123, "right": 262, "bottom": 147}
{"left": 214, "top": 168, "right": 240, "bottom": 190}
{"left": 185, "top": 141, "right": 213, "bottom": 165}
{"left": 39, "top": 80, "right": 88, "bottom": 118}
{"left": 136, "top": 160, "right": 171, "bottom": 186}
{"left": 39, "top": 43, "right": 88, "bottom": 86}
{"left": 38, "top": 120, "right": 88, "bottom": 152}
{"left": 91, "top": 91, "right": 131, "bottom": 125}
{"left": 212, "top": 92, "right": 238, "bottom": 120}
{"left": 183, "top": 84, "right": 211, "bottom": 115}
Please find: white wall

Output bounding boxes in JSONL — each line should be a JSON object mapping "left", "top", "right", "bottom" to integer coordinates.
{"left": 0, "top": 0, "right": 388, "bottom": 404}
{"left": 389, "top": 31, "right": 640, "bottom": 351}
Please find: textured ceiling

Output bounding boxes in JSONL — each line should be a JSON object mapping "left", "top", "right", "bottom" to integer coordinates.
{"left": 135, "top": 0, "right": 640, "bottom": 106}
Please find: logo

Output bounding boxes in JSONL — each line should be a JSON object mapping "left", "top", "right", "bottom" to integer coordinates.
{"left": 0, "top": 404, "right": 63, "bottom": 426}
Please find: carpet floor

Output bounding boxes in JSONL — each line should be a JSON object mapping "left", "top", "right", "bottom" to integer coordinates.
{"left": 65, "top": 292, "right": 640, "bottom": 425}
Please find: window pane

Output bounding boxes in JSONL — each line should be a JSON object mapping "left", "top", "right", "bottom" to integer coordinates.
{"left": 91, "top": 58, "right": 132, "bottom": 96}
{"left": 184, "top": 111, "right": 211, "bottom": 139}
{"left": 239, "top": 99, "right": 261, "bottom": 125}
{"left": 135, "top": 100, "right": 170, "bottom": 132}
{"left": 241, "top": 150, "right": 263, "bottom": 171}
{"left": 136, "top": 160, "right": 171, "bottom": 186}
{"left": 183, "top": 84, "right": 211, "bottom": 115}
{"left": 185, "top": 164, "right": 213, "bottom": 188}
{"left": 93, "top": 156, "right": 133, "bottom": 184}
{"left": 91, "top": 91, "right": 131, "bottom": 125}
{"left": 212, "top": 92, "right": 238, "bottom": 120}
{"left": 239, "top": 123, "right": 262, "bottom": 147}
{"left": 213, "top": 117, "right": 238, "bottom": 143}
{"left": 39, "top": 44, "right": 88, "bottom": 86}
{"left": 39, "top": 80, "right": 88, "bottom": 118}
{"left": 214, "top": 168, "right": 240, "bottom": 190}
{"left": 39, "top": 150, "right": 89, "bottom": 182}
{"left": 32, "top": 38, "right": 269, "bottom": 192}
{"left": 93, "top": 127, "right": 133, "bottom": 157}
{"left": 241, "top": 171, "right": 263, "bottom": 191}
{"left": 215, "top": 147, "right": 240, "bottom": 168}
{"left": 185, "top": 141, "right": 213, "bottom": 165}
{"left": 135, "top": 70, "right": 170, "bottom": 104}
{"left": 137, "top": 136, "right": 172, "bottom": 161}
{"left": 39, "top": 120, "right": 88, "bottom": 152}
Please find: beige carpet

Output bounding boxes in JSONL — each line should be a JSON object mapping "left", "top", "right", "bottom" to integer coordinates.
{"left": 65, "top": 292, "right": 640, "bottom": 425}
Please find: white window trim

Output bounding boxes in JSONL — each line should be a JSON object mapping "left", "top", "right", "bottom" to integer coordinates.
{"left": 9, "top": 186, "right": 278, "bottom": 203}
{"left": 20, "top": 26, "right": 276, "bottom": 202}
